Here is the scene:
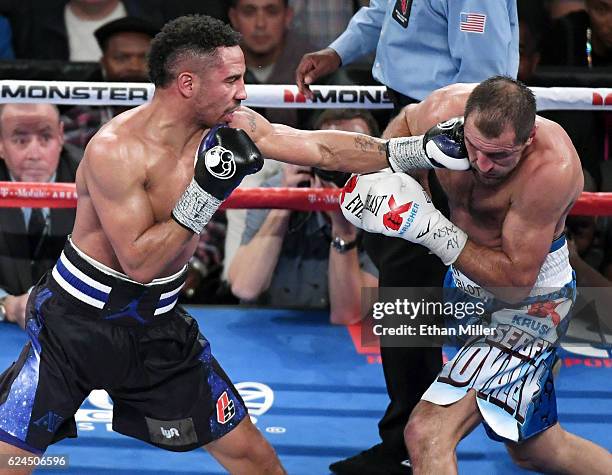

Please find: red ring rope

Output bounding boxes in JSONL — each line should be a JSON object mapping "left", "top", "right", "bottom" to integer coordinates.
{"left": 0, "top": 182, "right": 610, "bottom": 215}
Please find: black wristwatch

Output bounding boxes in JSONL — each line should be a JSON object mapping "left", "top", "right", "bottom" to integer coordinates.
{"left": 331, "top": 236, "right": 358, "bottom": 254}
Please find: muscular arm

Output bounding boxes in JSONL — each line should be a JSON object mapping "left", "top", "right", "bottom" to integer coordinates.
{"left": 230, "top": 85, "right": 476, "bottom": 174}
{"left": 389, "top": 84, "right": 476, "bottom": 138}
{"left": 454, "top": 161, "right": 581, "bottom": 301}
{"left": 230, "top": 107, "right": 389, "bottom": 173}
{"left": 84, "top": 139, "right": 193, "bottom": 283}
{"left": 383, "top": 107, "right": 413, "bottom": 139}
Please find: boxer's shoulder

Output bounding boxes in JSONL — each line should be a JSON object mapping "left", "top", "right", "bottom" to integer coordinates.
{"left": 523, "top": 121, "right": 582, "bottom": 186}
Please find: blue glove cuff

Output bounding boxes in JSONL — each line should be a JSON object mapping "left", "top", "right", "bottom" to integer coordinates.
{"left": 201, "top": 124, "right": 228, "bottom": 152}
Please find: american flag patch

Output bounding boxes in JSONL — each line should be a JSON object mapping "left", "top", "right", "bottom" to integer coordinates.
{"left": 460, "top": 12, "right": 486, "bottom": 33}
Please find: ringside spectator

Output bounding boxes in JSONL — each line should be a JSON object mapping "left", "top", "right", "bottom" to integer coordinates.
{"left": 228, "top": 109, "right": 379, "bottom": 325}
{"left": 13, "top": 0, "right": 162, "bottom": 60}
{"left": 62, "top": 16, "right": 159, "bottom": 151}
{"left": 541, "top": 0, "right": 612, "bottom": 67}
{"left": 0, "top": 103, "right": 80, "bottom": 328}
{"left": 223, "top": 0, "right": 352, "bottom": 293}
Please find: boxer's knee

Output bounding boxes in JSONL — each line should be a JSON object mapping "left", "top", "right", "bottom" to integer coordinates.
{"left": 506, "top": 443, "right": 540, "bottom": 472}
{"left": 205, "top": 418, "right": 285, "bottom": 474}
{"left": 404, "top": 404, "right": 440, "bottom": 461}
{"left": 506, "top": 443, "right": 562, "bottom": 473}
{"left": 505, "top": 424, "right": 566, "bottom": 473}
{"left": 247, "top": 431, "right": 283, "bottom": 473}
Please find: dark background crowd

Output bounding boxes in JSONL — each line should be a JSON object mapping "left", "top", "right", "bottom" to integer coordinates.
{"left": 0, "top": 0, "right": 610, "bottom": 321}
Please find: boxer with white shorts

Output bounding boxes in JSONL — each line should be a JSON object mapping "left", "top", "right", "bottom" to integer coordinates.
{"left": 343, "top": 77, "right": 612, "bottom": 474}
{"left": 428, "top": 234, "right": 575, "bottom": 443}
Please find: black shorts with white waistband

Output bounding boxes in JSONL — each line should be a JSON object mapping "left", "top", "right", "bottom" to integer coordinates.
{"left": 0, "top": 239, "right": 246, "bottom": 454}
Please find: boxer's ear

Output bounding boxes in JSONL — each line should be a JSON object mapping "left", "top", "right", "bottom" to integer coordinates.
{"left": 524, "top": 126, "right": 536, "bottom": 147}
{"left": 177, "top": 72, "right": 194, "bottom": 98}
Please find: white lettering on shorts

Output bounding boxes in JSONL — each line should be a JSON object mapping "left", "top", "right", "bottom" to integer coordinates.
{"left": 437, "top": 324, "right": 552, "bottom": 424}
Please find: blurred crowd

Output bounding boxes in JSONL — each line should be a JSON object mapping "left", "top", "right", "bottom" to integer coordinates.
{"left": 0, "top": 0, "right": 610, "bottom": 326}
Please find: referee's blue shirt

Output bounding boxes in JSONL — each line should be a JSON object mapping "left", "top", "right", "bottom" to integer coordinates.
{"left": 329, "top": 0, "right": 519, "bottom": 100}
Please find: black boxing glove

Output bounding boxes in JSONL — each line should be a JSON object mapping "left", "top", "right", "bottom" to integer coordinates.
{"left": 386, "top": 117, "right": 470, "bottom": 172}
{"left": 172, "top": 125, "right": 263, "bottom": 234}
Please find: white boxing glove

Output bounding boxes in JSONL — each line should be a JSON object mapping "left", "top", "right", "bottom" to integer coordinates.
{"left": 386, "top": 117, "right": 470, "bottom": 172}
{"left": 340, "top": 169, "right": 392, "bottom": 228}
{"left": 361, "top": 173, "right": 468, "bottom": 265}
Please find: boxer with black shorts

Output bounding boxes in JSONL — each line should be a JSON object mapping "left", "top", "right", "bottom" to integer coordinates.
{"left": 0, "top": 15, "right": 473, "bottom": 474}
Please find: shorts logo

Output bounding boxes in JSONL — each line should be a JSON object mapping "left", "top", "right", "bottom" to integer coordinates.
{"left": 34, "top": 411, "right": 64, "bottom": 433}
{"left": 104, "top": 297, "right": 146, "bottom": 324}
{"left": 145, "top": 416, "right": 197, "bottom": 447}
{"left": 160, "top": 427, "right": 180, "bottom": 439}
{"left": 527, "top": 301, "right": 562, "bottom": 326}
{"left": 216, "top": 391, "right": 236, "bottom": 424}
{"left": 205, "top": 146, "right": 236, "bottom": 180}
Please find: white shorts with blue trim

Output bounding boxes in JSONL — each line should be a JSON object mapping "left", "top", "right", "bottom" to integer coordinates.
{"left": 422, "top": 236, "right": 576, "bottom": 442}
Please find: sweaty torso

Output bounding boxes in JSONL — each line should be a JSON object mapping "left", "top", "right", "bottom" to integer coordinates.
{"left": 438, "top": 169, "right": 514, "bottom": 249}
{"left": 435, "top": 117, "right": 580, "bottom": 250}
{"left": 71, "top": 105, "right": 203, "bottom": 278}
{"left": 402, "top": 83, "right": 581, "bottom": 253}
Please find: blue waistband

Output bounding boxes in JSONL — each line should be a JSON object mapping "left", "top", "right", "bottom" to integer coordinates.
{"left": 443, "top": 269, "right": 576, "bottom": 311}
{"left": 549, "top": 234, "right": 566, "bottom": 253}
{"left": 50, "top": 240, "right": 186, "bottom": 324}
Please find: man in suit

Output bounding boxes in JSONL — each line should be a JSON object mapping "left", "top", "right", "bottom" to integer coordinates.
{"left": 0, "top": 103, "right": 80, "bottom": 327}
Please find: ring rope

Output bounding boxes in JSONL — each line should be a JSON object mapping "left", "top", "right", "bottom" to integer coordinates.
{"left": 1, "top": 182, "right": 610, "bottom": 215}
{"left": 1, "top": 80, "right": 612, "bottom": 111}
{"left": 2, "top": 80, "right": 608, "bottom": 215}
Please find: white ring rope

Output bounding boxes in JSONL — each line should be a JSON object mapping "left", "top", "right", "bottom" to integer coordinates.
{"left": 1, "top": 80, "right": 611, "bottom": 111}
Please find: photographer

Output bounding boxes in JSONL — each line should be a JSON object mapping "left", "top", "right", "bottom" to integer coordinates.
{"left": 228, "top": 110, "right": 379, "bottom": 324}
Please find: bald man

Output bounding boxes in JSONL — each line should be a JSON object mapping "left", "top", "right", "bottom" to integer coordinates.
{"left": 0, "top": 103, "right": 81, "bottom": 328}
